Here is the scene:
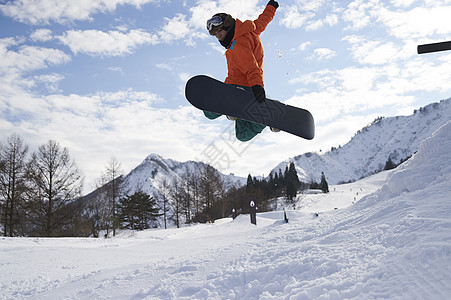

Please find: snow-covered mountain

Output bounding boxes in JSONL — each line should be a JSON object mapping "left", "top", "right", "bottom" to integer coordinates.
{"left": 93, "top": 98, "right": 449, "bottom": 207}
{"left": 271, "top": 98, "right": 451, "bottom": 185}
{"left": 122, "top": 153, "right": 246, "bottom": 198}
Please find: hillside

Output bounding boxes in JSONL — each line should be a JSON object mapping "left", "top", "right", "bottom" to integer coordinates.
{"left": 1, "top": 121, "right": 450, "bottom": 299}
{"left": 272, "top": 98, "right": 451, "bottom": 184}
{"left": 122, "top": 153, "right": 246, "bottom": 197}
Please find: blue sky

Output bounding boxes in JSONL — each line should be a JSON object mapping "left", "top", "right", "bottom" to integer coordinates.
{"left": 1, "top": 0, "right": 451, "bottom": 193}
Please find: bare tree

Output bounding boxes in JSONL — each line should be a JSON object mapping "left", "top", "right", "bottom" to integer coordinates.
{"left": 199, "top": 165, "right": 224, "bottom": 223}
{"left": 0, "top": 134, "right": 29, "bottom": 236}
{"left": 102, "top": 157, "right": 123, "bottom": 237}
{"left": 169, "top": 178, "right": 184, "bottom": 228}
{"left": 26, "top": 140, "right": 84, "bottom": 236}
{"left": 187, "top": 171, "right": 201, "bottom": 221}
{"left": 82, "top": 175, "right": 111, "bottom": 238}
{"left": 160, "top": 178, "right": 171, "bottom": 229}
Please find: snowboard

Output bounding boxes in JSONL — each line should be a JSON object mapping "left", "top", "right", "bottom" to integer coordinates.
{"left": 185, "top": 75, "right": 315, "bottom": 140}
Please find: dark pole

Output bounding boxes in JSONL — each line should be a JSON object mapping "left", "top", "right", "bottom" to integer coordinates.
{"left": 249, "top": 199, "right": 257, "bottom": 225}
{"left": 418, "top": 41, "right": 451, "bottom": 54}
{"left": 283, "top": 208, "right": 289, "bottom": 223}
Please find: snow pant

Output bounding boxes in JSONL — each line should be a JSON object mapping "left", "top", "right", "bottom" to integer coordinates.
{"left": 203, "top": 85, "right": 266, "bottom": 142}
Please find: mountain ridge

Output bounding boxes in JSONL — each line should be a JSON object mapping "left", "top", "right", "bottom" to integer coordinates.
{"left": 122, "top": 153, "right": 247, "bottom": 200}
{"left": 271, "top": 98, "right": 451, "bottom": 184}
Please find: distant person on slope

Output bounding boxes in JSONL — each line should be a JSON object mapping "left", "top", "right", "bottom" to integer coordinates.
{"left": 204, "top": 0, "right": 279, "bottom": 142}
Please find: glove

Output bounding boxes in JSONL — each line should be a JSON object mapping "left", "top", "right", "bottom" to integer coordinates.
{"left": 252, "top": 85, "right": 266, "bottom": 103}
{"left": 268, "top": 0, "right": 279, "bottom": 9}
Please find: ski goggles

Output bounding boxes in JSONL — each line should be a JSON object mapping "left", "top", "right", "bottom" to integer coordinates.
{"left": 206, "top": 16, "right": 223, "bottom": 31}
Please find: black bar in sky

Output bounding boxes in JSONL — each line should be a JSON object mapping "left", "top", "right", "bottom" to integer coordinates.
{"left": 418, "top": 41, "right": 451, "bottom": 54}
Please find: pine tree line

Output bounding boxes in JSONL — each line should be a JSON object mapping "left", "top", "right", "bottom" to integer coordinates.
{"left": 212, "top": 162, "right": 329, "bottom": 216}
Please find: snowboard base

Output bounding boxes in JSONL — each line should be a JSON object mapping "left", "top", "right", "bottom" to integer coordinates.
{"left": 185, "top": 75, "right": 315, "bottom": 140}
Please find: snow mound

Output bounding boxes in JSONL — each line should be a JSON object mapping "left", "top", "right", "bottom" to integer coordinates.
{"left": 385, "top": 120, "right": 451, "bottom": 196}
{"left": 355, "top": 120, "right": 451, "bottom": 213}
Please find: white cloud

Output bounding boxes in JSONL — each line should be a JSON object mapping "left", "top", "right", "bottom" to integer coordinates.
{"left": 33, "top": 73, "right": 65, "bottom": 93}
{"left": 107, "top": 66, "right": 124, "bottom": 76}
{"left": 309, "top": 48, "right": 337, "bottom": 61}
{"left": 342, "top": 0, "right": 380, "bottom": 31}
{"left": 280, "top": 6, "right": 314, "bottom": 29}
{"left": 298, "top": 41, "right": 312, "bottom": 51}
{"left": 0, "top": 38, "right": 71, "bottom": 75}
{"left": 159, "top": 14, "right": 192, "bottom": 44}
{"left": 0, "top": 38, "right": 71, "bottom": 118}
{"left": 0, "top": 0, "right": 162, "bottom": 25}
{"left": 298, "top": 0, "right": 329, "bottom": 12}
{"left": 343, "top": 35, "right": 402, "bottom": 65}
{"left": 179, "top": 72, "right": 191, "bottom": 83}
{"left": 305, "top": 14, "right": 339, "bottom": 31}
{"left": 324, "top": 14, "right": 339, "bottom": 26}
{"left": 280, "top": 1, "right": 340, "bottom": 30}
{"left": 188, "top": 0, "right": 262, "bottom": 29}
{"left": 30, "top": 28, "right": 53, "bottom": 42}
{"left": 391, "top": 0, "right": 417, "bottom": 8}
{"left": 57, "top": 29, "right": 159, "bottom": 56}
{"left": 287, "top": 60, "right": 426, "bottom": 124}
{"left": 342, "top": 0, "right": 451, "bottom": 41}
{"left": 156, "top": 63, "right": 173, "bottom": 71}
{"left": 96, "top": 89, "right": 164, "bottom": 105}
{"left": 377, "top": 5, "right": 451, "bottom": 40}
{"left": 156, "top": 0, "right": 261, "bottom": 45}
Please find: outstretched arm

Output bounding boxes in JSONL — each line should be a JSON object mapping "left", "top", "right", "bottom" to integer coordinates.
{"left": 254, "top": 1, "right": 278, "bottom": 35}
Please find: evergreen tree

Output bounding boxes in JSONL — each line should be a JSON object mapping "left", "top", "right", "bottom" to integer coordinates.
{"left": 278, "top": 169, "right": 284, "bottom": 185}
{"left": 310, "top": 181, "right": 320, "bottom": 190}
{"left": 320, "top": 172, "right": 329, "bottom": 193}
{"left": 284, "top": 166, "right": 289, "bottom": 180}
{"left": 118, "top": 191, "right": 159, "bottom": 231}
{"left": 285, "top": 162, "right": 300, "bottom": 200}
{"left": 384, "top": 156, "right": 396, "bottom": 170}
{"left": 246, "top": 174, "right": 254, "bottom": 194}
{"left": 288, "top": 162, "right": 300, "bottom": 187}
{"left": 273, "top": 172, "right": 280, "bottom": 192}
{"left": 286, "top": 180, "right": 297, "bottom": 200}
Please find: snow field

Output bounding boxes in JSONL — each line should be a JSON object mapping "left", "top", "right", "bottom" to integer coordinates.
{"left": 1, "top": 122, "right": 450, "bottom": 299}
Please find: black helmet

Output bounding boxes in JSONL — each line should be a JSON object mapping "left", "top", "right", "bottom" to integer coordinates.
{"left": 207, "top": 13, "right": 235, "bottom": 35}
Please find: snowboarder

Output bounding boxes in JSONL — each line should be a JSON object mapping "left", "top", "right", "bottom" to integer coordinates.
{"left": 205, "top": 0, "right": 279, "bottom": 142}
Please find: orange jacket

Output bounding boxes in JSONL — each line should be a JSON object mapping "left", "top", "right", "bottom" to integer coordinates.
{"left": 224, "top": 5, "right": 276, "bottom": 88}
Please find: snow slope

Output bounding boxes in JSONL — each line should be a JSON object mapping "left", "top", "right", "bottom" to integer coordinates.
{"left": 1, "top": 122, "right": 450, "bottom": 299}
{"left": 272, "top": 98, "right": 451, "bottom": 185}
